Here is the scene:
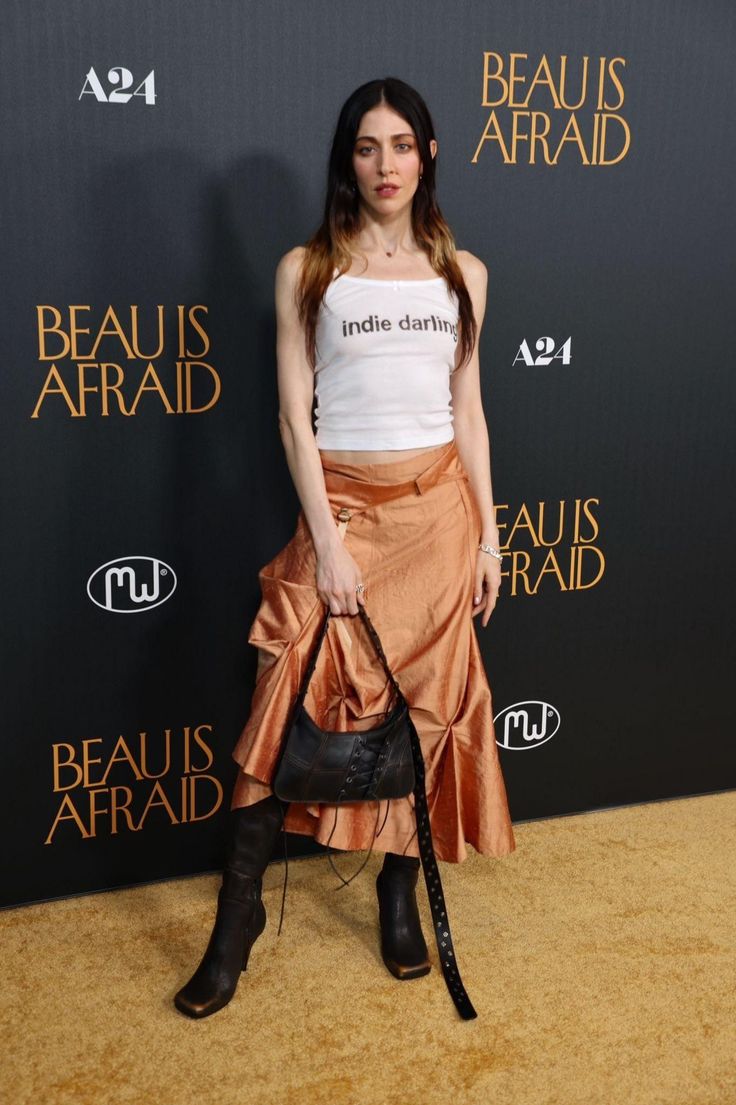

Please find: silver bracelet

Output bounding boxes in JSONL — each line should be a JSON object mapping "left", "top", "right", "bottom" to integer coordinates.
{"left": 478, "top": 542, "right": 503, "bottom": 562}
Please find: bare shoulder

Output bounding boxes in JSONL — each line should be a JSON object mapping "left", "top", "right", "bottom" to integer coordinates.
{"left": 456, "top": 248, "right": 488, "bottom": 289}
{"left": 274, "top": 247, "right": 309, "bottom": 321}
{"left": 275, "top": 245, "right": 307, "bottom": 288}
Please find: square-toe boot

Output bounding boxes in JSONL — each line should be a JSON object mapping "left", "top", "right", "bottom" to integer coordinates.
{"left": 173, "top": 793, "right": 288, "bottom": 1018}
{"left": 376, "top": 851, "right": 431, "bottom": 980}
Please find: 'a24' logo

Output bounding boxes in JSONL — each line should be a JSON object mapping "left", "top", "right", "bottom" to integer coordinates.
{"left": 80, "top": 67, "right": 156, "bottom": 105}
{"left": 514, "top": 337, "right": 572, "bottom": 365}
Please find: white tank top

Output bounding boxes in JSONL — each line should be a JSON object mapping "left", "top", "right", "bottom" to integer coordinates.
{"left": 313, "top": 271, "right": 459, "bottom": 450}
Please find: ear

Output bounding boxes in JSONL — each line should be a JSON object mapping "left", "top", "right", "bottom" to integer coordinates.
{"left": 420, "top": 139, "right": 438, "bottom": 176}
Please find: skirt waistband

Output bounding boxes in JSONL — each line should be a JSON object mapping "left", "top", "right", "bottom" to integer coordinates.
{"left": 320, "top": 439, "right": 468, "bottom": 525}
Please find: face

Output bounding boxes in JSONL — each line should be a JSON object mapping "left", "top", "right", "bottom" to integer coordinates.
{"left": 351, "top": 103, "right": 437, "bottom": 210}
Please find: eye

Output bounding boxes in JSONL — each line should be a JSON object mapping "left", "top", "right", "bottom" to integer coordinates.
{"left": 357, "top": 145, "right": 374, "bottom": 155}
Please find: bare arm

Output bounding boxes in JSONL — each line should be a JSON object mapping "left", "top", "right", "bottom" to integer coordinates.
{"left": 274, "top": 247, "right": 366, "bottom": 615}
{"left": 450, "top": 251, "right": 503, "bottom": 625}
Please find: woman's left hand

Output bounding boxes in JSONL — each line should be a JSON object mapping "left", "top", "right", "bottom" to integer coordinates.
{"left": 472, "top": 550, "right": 502, "bottom": 627}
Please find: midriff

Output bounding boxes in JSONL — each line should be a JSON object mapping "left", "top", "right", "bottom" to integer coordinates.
{"left": 318, "top": 443, "right": 445, "bottom": 464}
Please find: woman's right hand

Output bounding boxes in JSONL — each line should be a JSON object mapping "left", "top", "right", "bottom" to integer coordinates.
{"left": 316, "top": 540, "right": 366, "bottom": 616}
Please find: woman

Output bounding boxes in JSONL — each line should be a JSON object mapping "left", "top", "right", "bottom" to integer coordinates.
{"left": 174, "top": 76, "right": 515, "bottom": 1020}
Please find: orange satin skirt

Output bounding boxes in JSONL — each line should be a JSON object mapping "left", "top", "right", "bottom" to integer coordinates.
{"left": 230, "top": 438, "right": 516, "bottom": 864}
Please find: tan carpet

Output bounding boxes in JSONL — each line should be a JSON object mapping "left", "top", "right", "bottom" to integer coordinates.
{"left": 2, "top": 791, "right": 734, "bottom": 1105}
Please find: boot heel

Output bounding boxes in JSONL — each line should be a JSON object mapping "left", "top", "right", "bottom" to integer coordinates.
{"left": 241, "top": 899, "right": 267, "bottom": 972}
{"left": 241, "top": 942, "right": 253, "bottom": 972}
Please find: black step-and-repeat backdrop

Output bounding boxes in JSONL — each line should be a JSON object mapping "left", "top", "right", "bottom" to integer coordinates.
{"left": 2, "top": 2, "right": 735, "bottom": 908}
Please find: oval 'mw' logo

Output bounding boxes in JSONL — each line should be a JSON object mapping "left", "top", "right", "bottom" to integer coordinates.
{"left": 495, "top": 701, "right": 560, "bottom": 750}
{"left": 87, "top": 556, "right": 177, "bottom": 613}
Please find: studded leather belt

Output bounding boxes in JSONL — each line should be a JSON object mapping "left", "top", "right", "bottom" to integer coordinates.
{"left": 405, "top": 708, "right": 478, "bottom": 1019}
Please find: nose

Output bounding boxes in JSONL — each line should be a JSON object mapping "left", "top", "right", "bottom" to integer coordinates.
{"left": 378, "top": 143, "right": 396, "bottom": 176}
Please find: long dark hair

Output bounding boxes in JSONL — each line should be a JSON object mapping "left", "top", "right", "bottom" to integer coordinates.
{"left": 296, "top": 76, "right": 478, "bottom": 373}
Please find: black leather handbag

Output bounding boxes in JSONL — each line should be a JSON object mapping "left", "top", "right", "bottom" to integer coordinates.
{"left": 271, "top": 603, "right": 478, "bottom": 1021}
{"left": 272, "top": 604, "right": 414, "bottom": 805}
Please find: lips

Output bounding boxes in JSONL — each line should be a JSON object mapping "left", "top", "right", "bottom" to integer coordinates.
{"left": 376, "top": 185, "right": 399, "bottom": 195}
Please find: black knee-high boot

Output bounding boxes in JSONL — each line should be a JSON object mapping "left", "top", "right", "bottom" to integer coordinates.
{"left": 376, "top": 850, "right": 431, "bottom": 980}
{"left": 174, "top": 793, "right": 289, "bottom": 1019}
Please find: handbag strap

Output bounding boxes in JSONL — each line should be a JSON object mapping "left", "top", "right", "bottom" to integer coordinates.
{"left": 294, "top": 604, "right": 404, "bottom": 713}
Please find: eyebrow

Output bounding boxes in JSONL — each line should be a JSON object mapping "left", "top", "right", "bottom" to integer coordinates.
{"left": 354, "top": 133, "right": 415, "bottom": 142}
